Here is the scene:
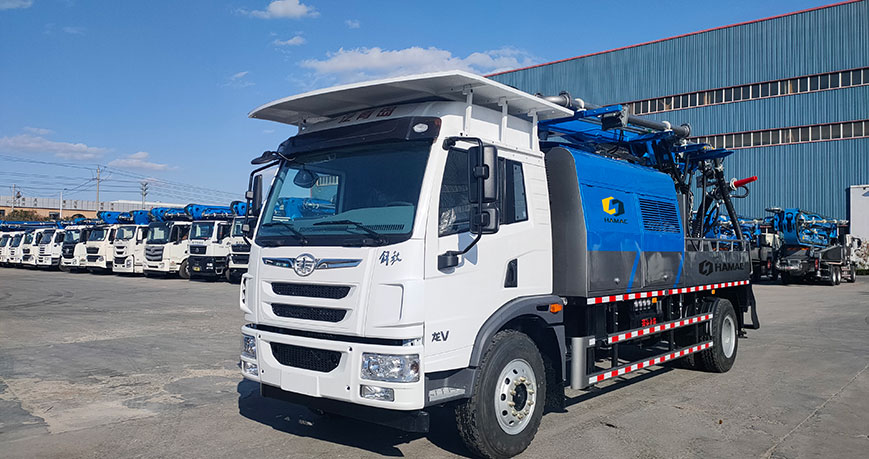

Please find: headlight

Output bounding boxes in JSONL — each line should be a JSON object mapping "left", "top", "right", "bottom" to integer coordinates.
{"left": 361, "top": 353, "right": 420, "bottom": 383}
{"left": 241, "top": 334, "right": 257, "bottom": 359}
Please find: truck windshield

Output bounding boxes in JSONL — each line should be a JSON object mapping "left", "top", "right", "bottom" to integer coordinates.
{"left": 191, "top": 222, "right": 215, "bottom": 240}
{"left": 12, "top": 235, "right": 23, "bottom": 246}
{"left": 257, "top": 140, "right": 431, "bottom": 246}
{"left": 0, "top": 236, "right": 8, "bottom": 247}
{"left": 88, "top": 228, "right": 108, "bottom": 241}
{"left": 64, "top": 230, "right": 81, "bottom": 244}
{"left": 39, "top": 231, "right": 55, "bottom": 244}
{"left": 116, "top": 226, "right": 137, "bottom": 240}
{"left": 24, "top": 233, "right": 34, "bottom": 244}
{"left": 147, "top": 223, "right": 171, "bottom": 244}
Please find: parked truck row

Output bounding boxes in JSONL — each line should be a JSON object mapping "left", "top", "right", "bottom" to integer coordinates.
{"left": 0, "top": 202, "right": 253, "bottom": 282}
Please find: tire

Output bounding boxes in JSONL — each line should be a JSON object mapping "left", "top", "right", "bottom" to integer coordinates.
{"left": 178, "top": 259, "right": 190, "bottom": 279}
{"left": 697, "top": 299, "right": 738, "bottom": 373}
{"left": 455, "top": 330, "right": 546, "bottom": 459}
{"left": 828, "top": 267, "right": 837, "bottom": 286}
{"left": 846, "top": 263, "right": 856, "bottom": 283}
{"left": 835, "top": 267, "right": 841, "bottom": 285}
{"left": 59, "top": 264, "right": 71, "bottom": 273}
{"left": 780, "top": 272, "right": 790, "bottom": 285}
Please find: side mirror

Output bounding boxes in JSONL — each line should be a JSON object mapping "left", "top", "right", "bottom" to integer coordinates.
{"left": 246, "top": 174, "right": 263, "bottom": 217}
{"left": 293, "top": 169, "right": 318, "bottom": 188}
{"left": 468, "top": 145, "right": 500, "bottom": 235}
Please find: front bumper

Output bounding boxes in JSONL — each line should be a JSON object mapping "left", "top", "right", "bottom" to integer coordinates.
{"left": 36, "top": 255, "right": 57, "bottom": 266}
{"left": 144, "top": 260, "right": 176, "bottom": 273}
{"left": 61, "top": 257, "right": 80, "bottom": 267}
{"left": 240, "top": 324, "right": 425, "bottom": 412}
{"left": 85, "top": 257, "right": 109, "bottom": 269}
{"left": 113, "top": 256, "right": 141, "bottom": 273}
{"left": 189, "top": 255, "right": 225, "bottom": 276}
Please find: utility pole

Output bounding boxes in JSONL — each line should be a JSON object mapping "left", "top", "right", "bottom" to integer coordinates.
{"left": 60, "top": 189, "right": 64, "bottom": 219}
{"left": 95, "top": 166, "right": 101, "bottom": 211}
{"left": 140, "top": 181, "right": 149, "bottom": 208}
{"left": 10, "top": 184, "right": 15, "bottom": 211}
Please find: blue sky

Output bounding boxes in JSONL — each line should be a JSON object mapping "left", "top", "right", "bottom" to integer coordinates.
{"left": 0, "top": 0, "right": 833, "bottom": 205}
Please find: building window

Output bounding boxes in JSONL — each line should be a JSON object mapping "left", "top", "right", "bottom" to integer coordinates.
{"left": 690, "top": 119, "right": 868, "bottom": 149}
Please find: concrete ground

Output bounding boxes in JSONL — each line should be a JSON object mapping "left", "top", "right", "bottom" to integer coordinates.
{"left": 0, "top": 268, "right": 867, "bottom": 459}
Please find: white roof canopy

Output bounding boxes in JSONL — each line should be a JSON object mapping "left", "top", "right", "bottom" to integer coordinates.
{"left": 248, "top": 70, "right": 573, "bottom": 127}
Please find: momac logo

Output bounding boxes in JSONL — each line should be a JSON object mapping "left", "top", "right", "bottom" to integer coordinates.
{"left": 602, "top": 197, "right": 625, "bottom": 216}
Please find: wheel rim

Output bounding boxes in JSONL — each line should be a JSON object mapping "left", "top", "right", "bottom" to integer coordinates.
{"left": 494, "top": 358, "right": 538, "bottom": 435}
{"left": 721, "top": 315, "right": 736, "bottom": 358}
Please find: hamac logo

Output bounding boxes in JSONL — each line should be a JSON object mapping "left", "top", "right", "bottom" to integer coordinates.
{"left": 699, "top": 260, "right": 714, "bottom": 276}
{"left": 602, "top": 197, "right": 625, "bottom": 216}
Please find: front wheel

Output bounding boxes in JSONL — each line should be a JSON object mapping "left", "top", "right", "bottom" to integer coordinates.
{"left": 697, "top": 299, "right": 738, "bottom": 373}
{"left": 178, "top": 259, "right": 190, "bottom": 279}
{"left": 846, "top": 263, "right": 857, "bottom": 283}
{"left": 455, "top": 330, "right": 545, "bottom": 459}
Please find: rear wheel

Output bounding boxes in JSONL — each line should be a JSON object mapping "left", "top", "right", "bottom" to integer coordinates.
{"left": 697, "top": 299, "right": 738, "bottom": 373}
{"left": 846, "top": 263, "right": 857, "bottom": 283}
{"left": 455, "top": 330, "right": 546, "bottom": 459}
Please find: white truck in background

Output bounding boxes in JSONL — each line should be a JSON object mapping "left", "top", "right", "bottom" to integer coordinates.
{"left": 60, "top": 225, "right": 93, "bottom": 272}
{"left": 36, "top": 228, "right": 66, "bottom": 269}
{"left": 112, "top": 211, "right": 151, "bottom": 275}
{"left": 186, "top": 204, "right": 234, "bottom": 280}
{"left": 143, "top": 207, "right": 191, "bottom": 278}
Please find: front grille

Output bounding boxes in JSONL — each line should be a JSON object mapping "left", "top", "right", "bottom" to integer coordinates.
{"left": 271, "top": 283, "right": 350, "bottom": 299}
{"left": 62, "top": 245, "right": 75, "bottom": 258}
{"left": 145, "top": 245, "right": 164, "bottom": 262}
{"left": 190, "top": 245, "right": 207, "bottom": 255}
{"left": 232, "top": 243, "right": 251, "bottom": 253}
{"left": 270, "top": 343, "right": 341, "bottom": 373}
{"left": 40, "top": 246, "right": 48, "bottom": 255}
{"left": 87, "top": 255, "right": 100, "bottom": 262}
{"left": 272, "top": 304, "right": 347, "bottom": 322}
{"left": 115, "top": 257, "right": 126, "bottom": 266}
{"left": 231, "top": 254, "right": 249, "bottom": 264}
{"left": 87, "top": 247, "right": 99, "bottom": 254}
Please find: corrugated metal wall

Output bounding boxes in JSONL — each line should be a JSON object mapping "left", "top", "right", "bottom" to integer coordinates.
{"left": 490, "top": 1, "right": 869, "bottom": 219}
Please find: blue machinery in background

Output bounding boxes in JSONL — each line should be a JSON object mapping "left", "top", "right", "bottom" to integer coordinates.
{"left": 766, "top": 207, "right": 845, "bottom": 249}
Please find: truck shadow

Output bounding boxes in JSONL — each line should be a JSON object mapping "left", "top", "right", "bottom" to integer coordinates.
{"left": 236, "top": 379, "right": 472, "bottom": 457}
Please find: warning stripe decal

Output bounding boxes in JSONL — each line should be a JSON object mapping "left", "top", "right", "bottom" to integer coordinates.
{"left": 588, "top": 341, "right": 714, "bottom": 385}
{"left": 607, "top": 314, "right": 713, "bottom": 344}
{"left": 586, "top": 280, "right": 750, "bottom": 305}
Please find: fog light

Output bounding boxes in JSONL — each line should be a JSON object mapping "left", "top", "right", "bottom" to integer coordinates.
{"left": 241, "top": 334, "right": 257, "bottom": 359}
{"left": 360, "top": 385, "right": 394, "bottom": 402}
{"left": 241, "top": 360, "right": 258, "bottom": 377}
{"left": 361, "top": 353, "right": 420, "bottom": 383}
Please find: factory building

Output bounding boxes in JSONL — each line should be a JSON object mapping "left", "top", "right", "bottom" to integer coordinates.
{"left": 489, "top": 0, "right": 868, "bottom": 220}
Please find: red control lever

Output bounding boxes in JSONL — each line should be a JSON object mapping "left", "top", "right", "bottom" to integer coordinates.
{"left": 731, "top": 176, "right": 758, "bottom": 189}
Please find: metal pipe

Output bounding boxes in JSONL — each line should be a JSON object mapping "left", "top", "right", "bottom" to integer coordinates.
{"left": 542, "top": 95, "right": 691, "bottom": 138}
{"left": 570, "top": 337, "right": 590, "bottom": 390}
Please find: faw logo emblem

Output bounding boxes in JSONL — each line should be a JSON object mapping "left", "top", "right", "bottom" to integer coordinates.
{"left": 602, "top": 197, "right": 625, "bottom": 216}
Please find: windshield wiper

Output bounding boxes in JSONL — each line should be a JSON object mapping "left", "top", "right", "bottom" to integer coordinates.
{"left": 261, "top": 222, "right": 309, "bottom": 245}
{"left": 313, "top": 220, "right": 387, "bottom": 244}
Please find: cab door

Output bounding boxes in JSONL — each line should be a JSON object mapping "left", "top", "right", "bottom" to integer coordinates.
{"left": 422, "top": 147, "right": 552, "bottom": 372}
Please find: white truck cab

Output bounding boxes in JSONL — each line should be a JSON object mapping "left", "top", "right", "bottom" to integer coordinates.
{"left": 36, "top": 228, "right": 65, "bottom": 269}
{"left": 227, "top": 216, "right": 252, "bottom": 282}
{"left": 84, "top": 225, "right": 118, "bottom": 272}
{"left": 186, "top": 205, "right": 235, "bottom": 280}
{"left": 22, "top": 229, "right": 47, "bottom": 267}
{"left": 60, "top": 225, "right": 91, "bottom": 272}
{"left": 113, "top": 224, "right": 150, "bottom": 274}
{"left": 7, "top": 231, "right": 27, "bottom": 265}
{"left": 144, "top": 218, "right": 191, "bottom": 278}
{"left": 0, "top": 231, "right": 21, "bottom": 265}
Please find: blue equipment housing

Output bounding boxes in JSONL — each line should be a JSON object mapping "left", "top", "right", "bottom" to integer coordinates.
{"left": 769, "top": 208, "right": 842, "bottom": 248}
{"left": 231, "top": 200, "right": 248, "bottom": 217}
{"left": 185, "top": 204, "right": 234, "bottom": 221}
{"left": 149, "top": 207, "right": 188, "bottom": 222}
{"left": 275, "top": 197, "right": 334, "bottom": 219}
{"left": 117, "top": 210, "right": 151, "bottom": 225}
{"left": 96, "top": 211, "right": 122, "bottom": 224}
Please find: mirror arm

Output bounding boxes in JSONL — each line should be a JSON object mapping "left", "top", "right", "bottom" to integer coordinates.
{"left": 438, "top": 136, "right": 486, "bottom": 270}
{"left": 242, "top": 160, "right": 279, "bottom": 244}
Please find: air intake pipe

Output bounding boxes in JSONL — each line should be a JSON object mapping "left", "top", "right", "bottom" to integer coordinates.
{"left": 541, "top": 93, "right": 691, "bottom": 139}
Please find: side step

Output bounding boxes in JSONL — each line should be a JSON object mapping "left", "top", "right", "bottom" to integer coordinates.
{"left": 570, "top": 313, "right": 715, "bottom": 390}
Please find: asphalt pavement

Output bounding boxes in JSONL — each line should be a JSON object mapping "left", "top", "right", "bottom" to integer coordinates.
{"left": 0, "top": 268, "right": 867, "bottom": 458}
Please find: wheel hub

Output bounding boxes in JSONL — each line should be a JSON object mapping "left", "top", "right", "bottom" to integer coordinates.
{"left": 495, "top": 359, "right": 537, "bottom": 435}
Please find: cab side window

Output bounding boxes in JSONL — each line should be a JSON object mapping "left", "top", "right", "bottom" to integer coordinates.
{"left": 217, "top": 224, "right": 231, "bottom": 241}
{"left": 437, "top": 150, "right": 528, "bottom": 237}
